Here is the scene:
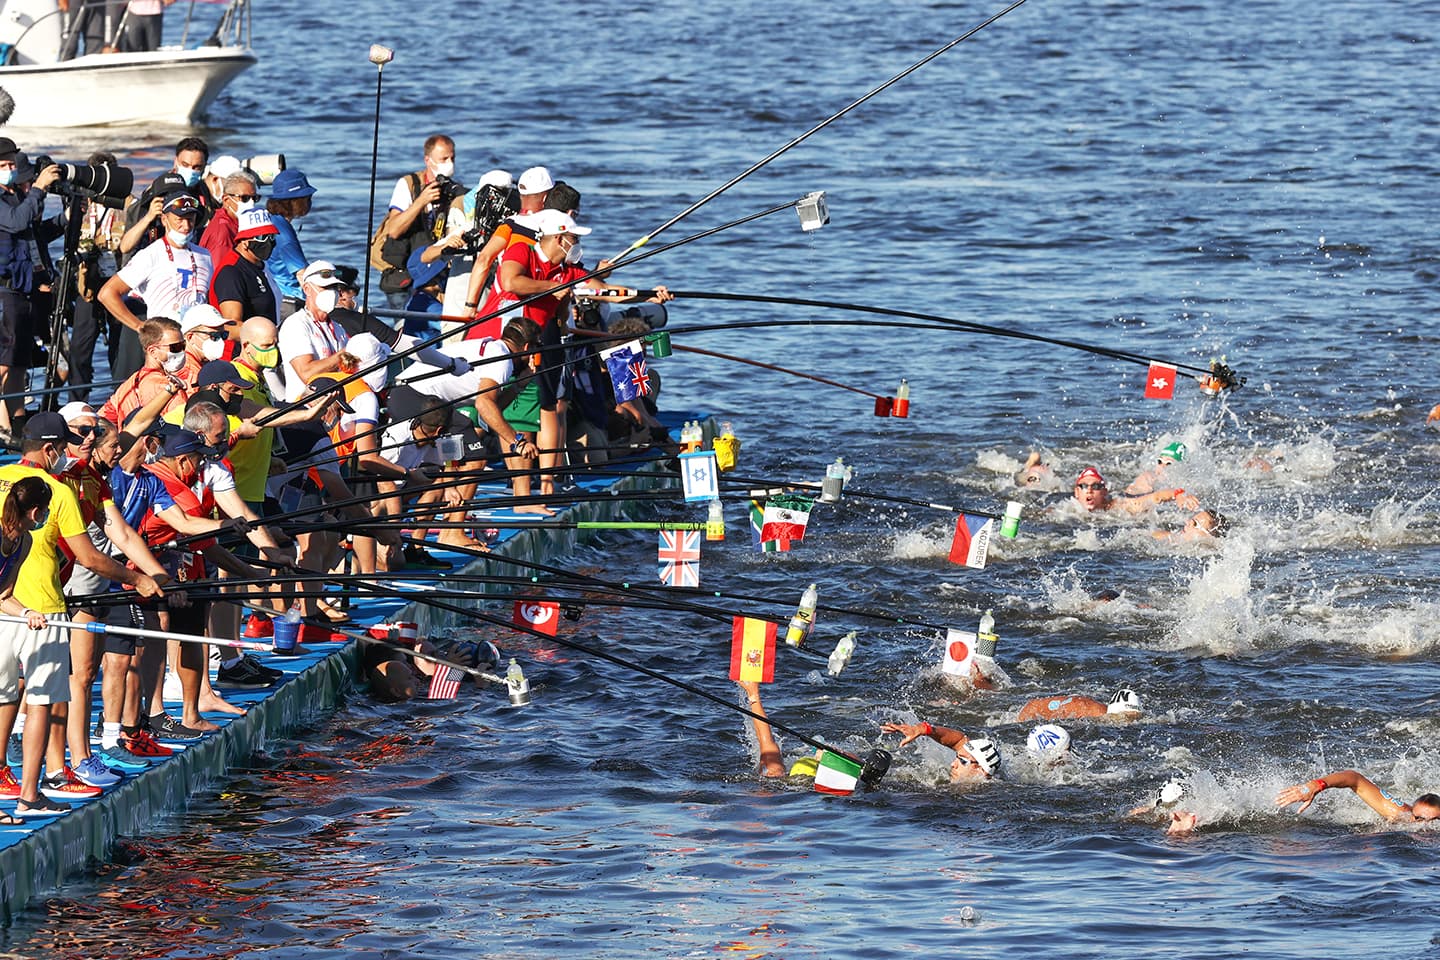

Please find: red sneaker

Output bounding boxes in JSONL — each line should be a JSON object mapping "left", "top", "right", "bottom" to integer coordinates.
{"left": 121, "top": 729, "right": 174, "bottom": 759}
{"left": 0, "top": 766, "right": 19, "bottom": 800}
{"left": 243, "top": 614, "right": 274, "bottom": 638}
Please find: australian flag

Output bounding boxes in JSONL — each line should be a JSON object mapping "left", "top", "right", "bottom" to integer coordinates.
{"left": 599, "top": 340, "right": 650, "bottom": 404}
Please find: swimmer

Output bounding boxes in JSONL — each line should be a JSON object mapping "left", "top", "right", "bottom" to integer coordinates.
{"left": 1016, "top": 451, "right": 1053, "bottom": 487}
{"left": 1153, "top": 508, "right": 1230, "bottom": 542}
{"left": 1017, "top": 688, "right": 1143, "bottom": 723}
{"left": 1128, "top": 780, "right": 1197, "bottom": 834}
{"left": 1276, "top": 770, "right": 1440, "bottom": 824}
{"left": 1025, "top": 723, "right": 1071, "bottom": 764}
{"left": 1126, "top": 441, "right": 1187, "bottom": 495}
{"left": 881, "top": 720, "right": 1001, "bottom": 782}
{"left": 737, "top": 679, "right": 786, "bottom": 777}
{"left": 1072, "top": 466, "right": 1197, "bottom": 514}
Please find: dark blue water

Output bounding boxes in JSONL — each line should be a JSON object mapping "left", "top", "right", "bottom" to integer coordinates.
{"left": 6, "top": 0, "right": 1440, "bottom": 956}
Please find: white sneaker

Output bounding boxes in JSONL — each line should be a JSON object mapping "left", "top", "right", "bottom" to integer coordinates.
{"left": 162, "top": 669, "right": 183, "bottom": 703}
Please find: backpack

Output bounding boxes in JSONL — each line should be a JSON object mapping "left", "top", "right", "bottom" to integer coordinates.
{"left": 369, "top": 172, "right": 424, "bottom": 290}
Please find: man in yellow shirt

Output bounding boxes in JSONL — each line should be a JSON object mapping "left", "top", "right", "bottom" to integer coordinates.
{"left": 0, "top": 413, "right": 163, "bottom": 817}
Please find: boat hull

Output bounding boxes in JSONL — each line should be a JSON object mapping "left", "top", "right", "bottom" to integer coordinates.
{"left": 0, "top": 46, "right": 255, "bottom": 127}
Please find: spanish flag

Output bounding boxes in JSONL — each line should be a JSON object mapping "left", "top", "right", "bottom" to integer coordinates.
{"left": 729, "top": 616, "right": 776, "bottom": 683}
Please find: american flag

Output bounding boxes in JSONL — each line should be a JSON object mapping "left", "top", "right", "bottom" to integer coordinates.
{"left": 427, "top": 664, "right": 463, "bottom": 700}
{"left": 657, "top": 529, "right": 701, "bottom": 587}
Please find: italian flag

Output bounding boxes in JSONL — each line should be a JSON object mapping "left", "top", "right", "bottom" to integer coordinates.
{"left": 814, "top": 750, "right": 863, "bottom": 796}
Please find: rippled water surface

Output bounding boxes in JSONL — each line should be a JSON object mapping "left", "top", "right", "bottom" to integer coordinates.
{"left": 6, "top": 0, "right": 1440, "bottom": 956}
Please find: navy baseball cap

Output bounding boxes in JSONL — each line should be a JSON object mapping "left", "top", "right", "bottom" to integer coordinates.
{"left": 196, "top": 360, "right": 248, "bottom": 390}
{"left": 160, "top": 429, "right": 205, "bottom": 457}
{"left": 23, "top": 411, "right": 83, "bottom": 444}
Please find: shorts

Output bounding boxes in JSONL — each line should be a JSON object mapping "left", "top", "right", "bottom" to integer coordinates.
{"left": 64, "top": 562, "right": 108, "bottom": 601}
{"left": 102, "top": 597, "right": 150, "bottom": 656}
{"left": 503, "top": 381, "right": 542, "bottom": 434}
{"left": 0, "top": 288, "right": 30, "bottom": 368}
{"left": 0, "top": 619, "right": 71, "bottom": 704}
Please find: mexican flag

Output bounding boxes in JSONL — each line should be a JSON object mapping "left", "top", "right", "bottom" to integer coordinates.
{"left": 813, "top": 750, "right": 863, "bottom": 796}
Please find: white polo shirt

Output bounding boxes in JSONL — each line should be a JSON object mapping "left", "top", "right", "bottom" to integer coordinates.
{"left": 278, "top": 308, "right": 350, "bottom": 401}
{"left": 116, "top": 237, "right": 213, "bottom": 320}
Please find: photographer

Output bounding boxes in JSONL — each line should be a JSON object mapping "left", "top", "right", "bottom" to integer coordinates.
{"left": 0, "top": 139, "right": 62, "bottom": 440}
{"left": 375, "top": 135, "right": 463, "bottom": 308}
{"left": 71, "top": 151, "right": 131, "bottom": 400}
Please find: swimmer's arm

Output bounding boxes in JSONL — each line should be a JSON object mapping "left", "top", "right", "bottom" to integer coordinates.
{"left": 1276, "top": 769, "right": 1408, "bottom": 819}
{"left": 881, "top": 721, "right": 968, "bottom": 750}
{"left": 737, "top": 680, "right": 785, "bottom": 777}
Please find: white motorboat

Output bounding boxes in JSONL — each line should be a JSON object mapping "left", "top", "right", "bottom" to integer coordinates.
{"left": 0, "top": 0, "right": 254, "bottom": 127}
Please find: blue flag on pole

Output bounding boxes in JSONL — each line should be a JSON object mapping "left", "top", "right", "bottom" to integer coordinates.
{"left": 679, "top": 451, "right": 719, "bottom": 502}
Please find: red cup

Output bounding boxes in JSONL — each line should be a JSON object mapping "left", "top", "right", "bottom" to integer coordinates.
{"left": 892, "top": 398, "right": 910, "bottom": 418}
{"left": 874, "top": 397, "right": 893, "bottom": 416}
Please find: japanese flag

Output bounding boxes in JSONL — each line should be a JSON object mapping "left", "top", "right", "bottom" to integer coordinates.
{"left": 942, "top": 628, "right": 976, "bottom": 679}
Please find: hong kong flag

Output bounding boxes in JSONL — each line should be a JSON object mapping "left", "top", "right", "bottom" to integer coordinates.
{"left": 1144, "top": 362, "right": 1177, "bottom": 400}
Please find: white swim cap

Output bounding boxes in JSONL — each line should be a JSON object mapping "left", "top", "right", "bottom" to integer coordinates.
{"left": 1026, "top": 723, "right": 1071, "bottom": 755}
{"left": 966, "top": 738, "right": 1001, "bottom": 776}
{"left": 1107, "top": 688, "right": 1143, "bottom": 714}
{"left": 1157, "top": 779, "right": 1184, "bottom": 808}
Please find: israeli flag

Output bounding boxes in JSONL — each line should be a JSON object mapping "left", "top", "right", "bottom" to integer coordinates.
{"left": 680, "top": 451, "right": 719, "bottom": 502}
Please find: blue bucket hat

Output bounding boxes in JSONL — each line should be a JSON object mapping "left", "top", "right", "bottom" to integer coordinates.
{"left": 270, "top": 168, "right": 316, "bottom": 200}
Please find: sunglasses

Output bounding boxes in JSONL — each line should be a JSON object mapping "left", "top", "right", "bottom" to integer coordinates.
{"left": 1075, "top": 482, "right": 1106, "bottom": 491}
{"left": 228, "top": 192, "right": 259, "bottom": 201}
{"left": 192, "top": 330, "right": 226, "bottom": 340}
{"left": 162, "top": 341, "right": 185, "bottom": 353}
{"left": 72, "top": 426, "right": 96, "bottom": 438}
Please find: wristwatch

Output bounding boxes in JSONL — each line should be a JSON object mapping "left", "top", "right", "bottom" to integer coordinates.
{"left": 510, "top": 438, "right": 525, "bottom": 454}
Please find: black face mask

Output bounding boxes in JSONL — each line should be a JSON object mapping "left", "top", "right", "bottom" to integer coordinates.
{"left": 192, "top": 387, "right": 241, "bottom": 417}
{"left": 248, "top": 237, "right": 276, "bottom": 259}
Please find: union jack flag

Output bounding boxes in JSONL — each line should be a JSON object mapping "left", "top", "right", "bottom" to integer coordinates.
{"left": 427, "top": 665, "right": 463, "bottom": 700}
{"left": 628, "top": 359, "right": 650, "bottom": 397}
{"left": 657, "top": 529, "right": 701, "bottom": 587}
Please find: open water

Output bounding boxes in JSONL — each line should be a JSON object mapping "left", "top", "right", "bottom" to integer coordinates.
{"left": 5, "top": 0, "right": 1440, "bottom": 956}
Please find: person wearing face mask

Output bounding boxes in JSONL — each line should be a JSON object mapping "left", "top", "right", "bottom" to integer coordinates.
{"left": 176, "top": 302, "right": 230, "bottom": 386}
{"left": 0, "top": 139, "right": 62, "bottom": 440}
{"left": 211, "top": 210, "right": 280, "bottom": 325}
{"left": 462, "top": 166, "right": 554, "bottom": 323}
{"left": 101, "top": 192, "right": 215, "bottom": 356}
{"left": 474, "top": 210, "right": 598, "bottom": 496}
{"left": 119, "top": 138, "right": 214, "bottom": 260}
{"left": 176, "top": 359, "right": 322, "bottom": 515}
{"left": 98, "top": 318, "right": 190, "bottom": 427}
{"left": 198, "top": 170, "right": 261, "bottom": 273}
{"left": 263, "top": 169, "right": 316, "bottom": 315}
{"left": 51, "top": 405, "right": 171, "bottom": 790}
{"left": 277, "top": 260, "right": 357, "bottom": 402}
{"left": 377, "top": 135, "right": 462, "bottom": 308}
{"left": 0, "top": 413, "right": 164, "bottom": 814}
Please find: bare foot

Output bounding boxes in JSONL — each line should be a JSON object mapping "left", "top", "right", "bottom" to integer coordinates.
{"left": 199, "top": 692, "right": 246, "bottom": 716}
{"left": 514, "top": 503, "right": 557, "bottom": 516}
{"left": 183, "top": 715, "right": 222, "bottom": 733}
{"left": 437, "top": 532, "right": 488, "bottom": 548}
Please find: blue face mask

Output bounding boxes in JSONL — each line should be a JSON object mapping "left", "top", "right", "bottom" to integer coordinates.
{"left": 0, "top": 169, "right": 13, "bottom": 188}
{"left": 177, "top": 165, "right": 203, "bottom": 188}
{"left": 31, "top": 508, "right": 49, "bottom": 531}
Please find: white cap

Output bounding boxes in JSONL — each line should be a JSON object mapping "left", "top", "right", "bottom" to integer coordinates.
{"left": 1026, "top": 724, "right": 1071, "bottom": 755}
{"left": 205, "top": 155, "right": 242, "bottom": 179}
{"left": 517, "top": 165, "right": 554, "bottom": 195}
{"left": 479, "top": 169, "right": 514, "bottom": 190}
{"left": 58, "top": 401, "right": 94, "bottom": 424}
{"left": 1107, "top": 688, "right": 1143, "bottom": 714}
{"left": 532, "top": 209, "right": 591, "bottom": 238}
{"left": 346, "top": 332, "right": 387, "bottom": 366}
{"left": 180, "top": 302, "right": 226, "bottom": 333}
{"left": 300, "top": 260, "right": 345, "bottom": 288}
{"left": 1157, "top": 780, "right": 1184, "bottom": 807}
{"left": 965, "top": 738, "right": 1001, "bottom": 777}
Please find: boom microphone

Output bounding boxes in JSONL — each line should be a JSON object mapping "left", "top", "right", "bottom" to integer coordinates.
{"left": 0, "top": 88, "right": 14, "bottom": 126}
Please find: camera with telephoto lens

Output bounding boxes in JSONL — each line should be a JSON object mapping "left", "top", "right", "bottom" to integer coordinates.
{"left": 32, "top": 155, "right": 134, "bottom": 202}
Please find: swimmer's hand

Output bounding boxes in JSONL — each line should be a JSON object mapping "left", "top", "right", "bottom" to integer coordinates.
{"left": 1276, "top": 780, "right": 1323, "bottom": 815}
{"left": 1429, "top": 404, "right": 1440, "bottom": 423}
{"left": 1166, "top": 811, "right": 1198, "bottom": 835}
{"left": 881, "top": 721, "right": 929, "bottom": 747}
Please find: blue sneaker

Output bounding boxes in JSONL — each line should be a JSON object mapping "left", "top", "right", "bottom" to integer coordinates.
{"left": 73, "top": 755, "right": 122, "bottom": 788}
{"left": 4, "top": 734, "right": 20, "bottom": 766}
{"left": 99, "top": 744, "right": 150, "bottom": 772}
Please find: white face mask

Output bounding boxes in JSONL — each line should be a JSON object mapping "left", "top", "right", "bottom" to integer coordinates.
{"left": 162, "top": 350, "right": 186, "bottom": 373}
{"left": 167, "top": 228, "right": 191, "bottom": 248}
{"left": 315, "top": 288, "right": 338, "bottom": 314}
{"left": 51, "top": 453, "right": 76, "bottom": 475}
{"left": 234, "top": 198, "right": 256, "bottom": 215}
{"left": 433, "top": 160, "right": 455, "bottom": 179}
{"left": 177, "top": 165, "right": 203, "bottom": 188}
{"left": 564, "top": 241, "right": 583, "bottom": 264}
{"left": 0, "top": 169, "right": 13, "bottom": 188}
{"left": 201, "top": 336, "right": 226, "bottom": 361}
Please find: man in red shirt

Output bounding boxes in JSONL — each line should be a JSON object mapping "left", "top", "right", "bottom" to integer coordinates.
{"left": 198, "top": 170, "right": 261, "bottom": 274}
{"left": 98, "top": 318, "right": 188, "bottom": 427}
